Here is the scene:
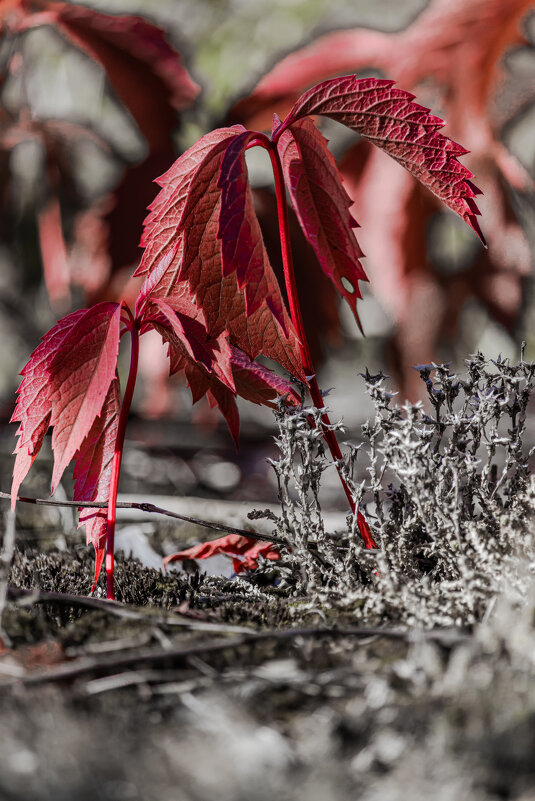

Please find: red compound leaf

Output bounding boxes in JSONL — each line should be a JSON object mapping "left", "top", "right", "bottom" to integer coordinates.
{"left": 136, "top": 129, "right": 305, "bottom": 381}
{"left": 73, "top": 377, "right": 121, "bottom": 591}
{"left": 10, "top": 303, "right": 122, "bottom": 504}
{"left": 275, "top": 114, "right": 368, "bottom": 328}
{"left": 275, "top": 75, "right": 486, "bottom": 245}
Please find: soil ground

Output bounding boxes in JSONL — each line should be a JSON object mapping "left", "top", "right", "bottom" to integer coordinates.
{"left": 2, "top": 527, "right": 535, "bottom": 801}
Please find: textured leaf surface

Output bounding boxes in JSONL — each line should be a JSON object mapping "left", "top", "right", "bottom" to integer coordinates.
{"left": 11, "top": 303, "right": 123, "bottom": 581}
{"left": 163, "top": 534, "right": 280, "bottom": 575}
{"left": 218, "top": 130, "right": 286, "bottom": 327}
{"left": 148, "top": 295, "right": 299, "bottom": 444}
{"left": 229, "top": 347, "right": 300, "bottom": 408}
{"left": 149, "top": 296, "right": 235, "bottom": 393}
{"left": 136, "top": 129, "right": 304, "bottom": 380}
{"left": 276, "top": 75, "right": 485, "bottom": 244}
{"left": 276, "top": 115, "right": 368, "bottom": 326}
{"left": 228, "top": 0, "right": 532, "bottom": 398}
{"left": 11, "top": 303, "right": 122, "bottom": 504}
{"left": 252, "top": 187, "right": 342, "bottom": 367}
{"left": 47, "top": 302, "right": 122, "bottom": 493}
{"left": 11, "top": 309, "right": 86, "bottom": 505}
{"left": 73, "top": 377, "right": 121, "bottom": 589}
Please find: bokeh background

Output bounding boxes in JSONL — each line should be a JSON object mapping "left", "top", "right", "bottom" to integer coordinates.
{"left": 0, "top": 0, "right": 533, "bottom": 507}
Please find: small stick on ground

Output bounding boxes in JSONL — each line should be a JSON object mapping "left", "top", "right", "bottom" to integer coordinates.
{"left": 2, "top": 625, "right": 471, "bottom": 688}
{"left": 5, "top": 585, "right": 252, "bottom": 634}
{"left": 0, "top": 491, "right": 287, "bottom": 547}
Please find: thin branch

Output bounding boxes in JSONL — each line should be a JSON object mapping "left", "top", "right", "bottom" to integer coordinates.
{"left": 0, "top": 491, "right": 287, "bottom": 547}
{"left": 5, "top": 585, "right": 252, "bottom": 634}
{"left": 3, "top": 625, "right": 471, "bottom": 687}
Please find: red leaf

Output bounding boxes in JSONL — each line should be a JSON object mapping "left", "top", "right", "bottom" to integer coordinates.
{"left": 147, "top": 293, "right": 299, "bottom": 445}
{"left": 14, "top": 1, "right": 200, "bottom": 148}
{"left": 163, "top": 534, "right": 281, "bottom": 575}
{"left": 36, "top": 194, "right": 71, "bottom": 308}
{"left": 73, "top": 377, "right": 121, "bottom": 590}
{"left": 217, "top": 130, "right": 286, "bottom": 328}
{"left": 136, "top": 129, "right": 305, "bottom": 380}
{"left": 276, "top": 75, "right": 486, "bottom": 245}
{"left": 230, "top": 347, "right": 301, "bottom": 408}
{"left": 11, "top": 309, "right": 86, "bottom": 506}
{"left": 48, "top": 302, "right": 122, "bottom": 493}
{"left": 10, "top": 303, "right": 122, "bottom": 502}
{"left": 149, "top": 295, "right": 235, "bottom": 393}
{"left": 197, "top": 346, "right": 300, "bottom": 446}
{"left": 275, "top": 115, "right": 368, "bottom": 328}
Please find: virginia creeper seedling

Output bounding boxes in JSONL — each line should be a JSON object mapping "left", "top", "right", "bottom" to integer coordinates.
{"left": 10, "top": 75, "right": 485, "bottom": 598}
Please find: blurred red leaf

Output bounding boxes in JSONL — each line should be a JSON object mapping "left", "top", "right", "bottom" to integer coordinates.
{"left": 2, "top": 2, "right": 201, "bottom": 302}
{"left": 36, "top": 194, "right": 70, "bottom": 308}
{"left": 10, "top": 1, "right": 200, "bottom": 147}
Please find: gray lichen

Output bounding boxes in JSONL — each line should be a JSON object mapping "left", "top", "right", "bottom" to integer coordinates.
{"left": 255, "top": 353, "right": 535, "bottom": 628}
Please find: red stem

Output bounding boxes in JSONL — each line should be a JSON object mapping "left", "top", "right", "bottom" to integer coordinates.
{"left": 106, "top": 306, "right": 140, "bottom": 599}
{"left": 247, "top": 135, "right": 376, "bottom": 549}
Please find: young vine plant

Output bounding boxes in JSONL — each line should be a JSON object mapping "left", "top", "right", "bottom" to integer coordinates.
{"left": 10, "top": 75, "right": 485, "bottom": 599}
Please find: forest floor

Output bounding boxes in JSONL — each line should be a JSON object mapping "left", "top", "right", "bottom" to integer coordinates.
{"left": 1, "top": 371, "right": 535, "bottom": 801}
{"left": 1, "top": 518, "right": 535, "bottom": 801}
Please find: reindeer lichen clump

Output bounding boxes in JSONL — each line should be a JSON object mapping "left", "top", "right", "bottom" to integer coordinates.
{"left": 258, "top": 353, "right": 535, "bottom": 628}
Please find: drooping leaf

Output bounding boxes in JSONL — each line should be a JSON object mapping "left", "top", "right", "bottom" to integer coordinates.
{"left": 229, "top": 0, "right": 533, "bottom": 398}
{"left": 144, "top": 291, "right": 300, "bottom": 445}
{"left": 148, "top": 295, "right": 235, "bottom": 393}
{"left": 10, "top": 1, "right": 200, "bottom": 148}
{"left": 163, "top": 533, "right": 281, "bottom": 575}
{"left": 73, "top": 377, "right": 121, "bottom": 590}
{"left": 275, "top": 114, "right": 368, "bottom": 327}
{"left": 11, "top": 309, "right": 86, "bottom": 506}
{"left": 47, "top": 302, "right": 122, "bottom": 493}
{"left": 275, "top": 75, "right": 486, "bottom": 244}
{"left": 229, "top": 347, "right": 301, "bottom": 408}
{"left": 10, "top": 303, "right": 122, "bottom": 503}
{"left": 217, "top": 130, "right": 286, "bottom": 327}
{"left": 136, "top": 129, "right": 305, "bottom": 380}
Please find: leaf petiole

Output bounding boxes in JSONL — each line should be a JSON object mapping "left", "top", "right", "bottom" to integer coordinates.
{"left": 105, "top": 304, "right": 139, "bottom": 600}
{"left": 247, "top": 135, "right": 376, "bottom": 549}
